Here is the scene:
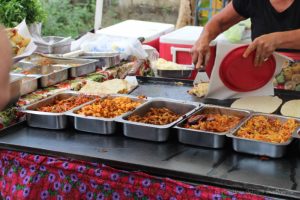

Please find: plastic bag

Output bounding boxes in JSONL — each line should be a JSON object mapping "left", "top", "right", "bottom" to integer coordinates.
{"left": 71, "top": 33, "right": 147, "bottom": 60}
{"left": 223, "top": 19, "right": 251, "bottom": 43}
{"left": 142, "top": 45, "right": 159, "bottom": 61}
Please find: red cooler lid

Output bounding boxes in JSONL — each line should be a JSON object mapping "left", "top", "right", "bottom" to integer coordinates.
{"left": 219, "top": 46, "right": 276, "bottom": 92}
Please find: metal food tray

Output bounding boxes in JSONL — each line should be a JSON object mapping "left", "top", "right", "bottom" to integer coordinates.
{"left": 65, "top": 59, "right": 97, "bottom": 77}
{"left": 175, "top": 105, "right": 251, "bottom": 148}
{"left": 9, "top": 75, "right": 23, "bottom": 106}
{"left": 17, "top": 57, "right": 97, "bottom": 78}
{"left": 12, "top": 75, "right": 40, "bottom": 96}
{"left": 118, "top": 99, "right": 200, "bottom": 142}
{"left": 23, "top": 92, "right": 93, "bottom": 130}
{"left": 227, "top": 113, "right": 300, "bottom": 158}
{"left": 35, "top": 36, "right": 73, "bottom": 54}
{"left": 66, "top": 95, "right": 148, "bottom": 135}
{"left": 11, "top": 62, "right": 34, "bottom": 72}
{"left": 157, "top": 69, "right": 193, "bottom": 79}
{"left": 12, "top": 65, "right": 69, "bottom": 88}
{"left": 78, "top": 52, "right": 121, "bottom": 69}
{"left": 40, "top": 58, "right": 97, "bottom": 78}
{"left": 292, "top": 127, "right": 300, "bottom": 139}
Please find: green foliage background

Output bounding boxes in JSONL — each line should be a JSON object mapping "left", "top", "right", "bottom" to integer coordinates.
{"left": 0, "top": 0, "right": 46, "bottom": 27}
{"left": 41, "top": 0, "right": 96, "bottom": 38}
{"left": 0, "top": 0, "right": 97, "bottom": 38}
{"left": 0, "top": 0, "right": 177, "bottom": 38}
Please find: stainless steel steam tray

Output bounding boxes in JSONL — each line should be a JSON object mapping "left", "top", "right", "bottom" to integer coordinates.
{"left": 66, "top": 95, "right": 148, "bottom": 135}
{"left": 44, "top": 58, "right": 98, "bottom": 78}
{"left": 118, "top": 98, "right": 200, "bottom": 142}
{"left": 175, "top": 105, "right": 251, "bottom": 149}
{"left": 22, "top": 92, "right": 95, "bottom": 130}
{"left": 227, "top": 113, "right": 300, "bottom": 158}
{"left": 11, "top": 64, "right": 69, "bottom": 88}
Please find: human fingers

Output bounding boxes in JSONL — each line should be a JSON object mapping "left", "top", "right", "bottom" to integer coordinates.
{"left": 195, "top": 53, "right": 204, "bottom": 70}
{"left": 191, "top": 47, "right": 200, "bottom": 66}
{"left": 254, "top": 44, "right": 264, "bottom": 66}
{"left": 191, "top": 46, "right": 205, "bottom": 70}
{"left": 243, "top": 42, "right": 257, "bottom": 58}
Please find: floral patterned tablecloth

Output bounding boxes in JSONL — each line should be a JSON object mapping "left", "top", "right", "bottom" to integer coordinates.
{"left": 0, "top": 150, "right": 271, "bottom": 200}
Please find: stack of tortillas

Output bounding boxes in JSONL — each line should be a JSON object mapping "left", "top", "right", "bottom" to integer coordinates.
{"left": 188, "top": 83, "right": 209, "bottom": 98}
{"left": 79, "top": 79, "right": 136, "bottom": 95}
{"left": 231, "top": 96, "right": 283, "bottom": 113}
{"left": 281, "top": 100, "right": 300, "bottom": 118}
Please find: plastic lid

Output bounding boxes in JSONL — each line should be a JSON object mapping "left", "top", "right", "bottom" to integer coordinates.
{"left": 96, "top": 20, "right": 175, "bottom": 42}
{"left": 160, "top": 26, "right": 227, "bottom": 45}
{"left": 219, "top": 45, "right": 276, "bottom": 92}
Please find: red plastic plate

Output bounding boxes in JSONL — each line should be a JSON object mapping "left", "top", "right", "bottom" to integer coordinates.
{"left": 219, "top": 46, "right": 276, "bottom": 92}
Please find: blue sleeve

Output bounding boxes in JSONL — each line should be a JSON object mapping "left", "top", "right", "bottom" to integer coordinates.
{"left": 232, "top": 0, "right": 251, "bottom": 18}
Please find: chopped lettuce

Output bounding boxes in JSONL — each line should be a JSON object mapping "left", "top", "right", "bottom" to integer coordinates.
{"left": 276, "top": 72, "right": 285, "bottom": 84}
{"left": 0, "top": 107, "right": 17, "bottom": 127}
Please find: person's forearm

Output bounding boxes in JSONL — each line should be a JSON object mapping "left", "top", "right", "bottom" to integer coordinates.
{"left": 0, "top": 27, "right": 11, "bottom": 103}
{"left": 275, "top": 29, "right": 300, "bottom": 50}
{"left": 192, "top": 2, "right": 244, "bottom": 68}
{"left": 0, "top": 27, "right": 11, "bottom": 88}
{"left": 198, "top": 3, "right": 244, "bottom": 44}
{"left": 199, "top": 20, "right": 224, "bottom": 44}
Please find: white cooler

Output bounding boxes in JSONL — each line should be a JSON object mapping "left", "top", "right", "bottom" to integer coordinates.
{"left": 97, "top": 20, "right": 175, "bottom": 51}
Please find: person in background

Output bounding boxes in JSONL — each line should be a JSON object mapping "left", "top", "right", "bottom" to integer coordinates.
{"left": 192, "top": 0, "right": 300, "bottom": 69}
{"left": 0, "top": 26, "right": 12, "bottom": 109}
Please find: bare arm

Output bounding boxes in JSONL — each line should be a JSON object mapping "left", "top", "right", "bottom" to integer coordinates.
{"left": 243, "top": 29, "right": 300, "bottom": 66}
{"left": 192, "top": 2, "right": 244, "bottom": 69}
{"left": 0, "top": 26, "right": 12, "bottom": 109}
{"left": 278, "top": 29, "right": 300, "bottom": 49}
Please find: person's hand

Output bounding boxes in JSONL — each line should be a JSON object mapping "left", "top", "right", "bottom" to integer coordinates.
{"left": 191, "top": 38, "right": 210, "bottom": 70}
{"left": 243, "top": 33, "right": 279, "bottom": 66}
